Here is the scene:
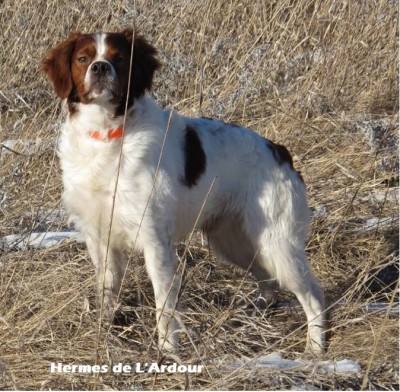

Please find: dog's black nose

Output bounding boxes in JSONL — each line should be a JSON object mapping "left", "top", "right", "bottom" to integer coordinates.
{"left": 91, "top": 61, "right": 111, "bottom": 76}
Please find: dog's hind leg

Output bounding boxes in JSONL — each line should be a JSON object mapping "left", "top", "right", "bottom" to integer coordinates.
{"left": 256, "top": 239, "right": 325, "bottom": 354}
{"left": 206, "top": 213, "right": 324, "bottom": 352}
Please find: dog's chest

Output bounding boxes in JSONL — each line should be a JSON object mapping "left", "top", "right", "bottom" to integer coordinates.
{"left": 59, "top": 131, "right": 155, "bottom": 239}
{"left": 63, "top": 140, "right": 119, "bottom": 191}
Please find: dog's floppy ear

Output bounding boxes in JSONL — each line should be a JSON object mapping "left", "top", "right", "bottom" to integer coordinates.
{"left": 42, "top": 33, "right": 81, "bottom": 99}
{"left": 122, "top": 29, "right": 161, "bottom": 98}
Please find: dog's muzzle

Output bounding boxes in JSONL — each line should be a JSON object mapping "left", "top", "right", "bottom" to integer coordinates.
{"left": 88, "top": 61, "right": 118, "bottom": 98}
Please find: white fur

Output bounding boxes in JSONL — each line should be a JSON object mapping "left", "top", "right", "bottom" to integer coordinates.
{"left": 95, "top": 33, "right": 107, "bottom": 60}
{"left": 59, "top": 94, "right": 325, "bottom": 354}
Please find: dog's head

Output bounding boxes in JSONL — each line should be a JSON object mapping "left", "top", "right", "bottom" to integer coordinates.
{"left": 42, "top": 29, "right": 160, "bottom": 114}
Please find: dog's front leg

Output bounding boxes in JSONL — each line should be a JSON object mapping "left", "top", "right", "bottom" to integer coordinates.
{"left": 143, "top": 242, "right": 182, "bottom": 352}
{"left": 86, "top": 236, "right": 126, "bottom": 323}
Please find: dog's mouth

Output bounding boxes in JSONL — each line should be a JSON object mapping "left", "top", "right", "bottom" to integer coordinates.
{"left": 82, "top": 77, "right": 120, "bottom": 102}
{"left": 91, "top": 79, "right": 114, "bottom": 94}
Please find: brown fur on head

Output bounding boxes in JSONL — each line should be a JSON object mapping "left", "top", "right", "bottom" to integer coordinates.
{"left": 121, "top": 29, "right": 161, "bottom": 100}
{"left": 42, "top": 32, "right": 82, "bottom": 99}
{"left": 42, "top": 29, "right": 161, "bottom": 112}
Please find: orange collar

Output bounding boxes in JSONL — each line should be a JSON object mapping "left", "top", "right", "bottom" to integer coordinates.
{"left": 89, "top": 127, "right": 124, "bottom": 141}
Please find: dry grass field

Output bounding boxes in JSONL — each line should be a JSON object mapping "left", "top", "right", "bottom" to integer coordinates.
{"left": 0, "top": 0, "right": 398, "bottom": 390}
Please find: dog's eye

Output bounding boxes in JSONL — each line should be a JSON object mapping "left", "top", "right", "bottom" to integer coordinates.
{"left": 78, "top": 56, "right": 88, "bottom": 63}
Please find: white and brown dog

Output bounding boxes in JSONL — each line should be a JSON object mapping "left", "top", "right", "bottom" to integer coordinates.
{"left": 42, "top": 29, "right": 325, "bottom": 353}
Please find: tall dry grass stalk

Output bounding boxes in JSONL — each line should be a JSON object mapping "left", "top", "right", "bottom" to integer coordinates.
{"left": 0, "top": 0, "right": 398, "bottom": 390}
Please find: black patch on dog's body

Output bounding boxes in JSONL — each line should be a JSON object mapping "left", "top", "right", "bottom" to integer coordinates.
{"left": 181, "top": 126, "right": 206, "bottom": 187}
{"left": 267, "top": 140, "right": 304, "bottom": 183}
{"left": 267, "top": 140, "right": 294, "bottom": 167}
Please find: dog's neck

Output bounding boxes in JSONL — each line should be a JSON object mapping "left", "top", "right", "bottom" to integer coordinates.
{"left": 65, "top": 95, "right": 164, "bottom": 140}
{"left": 66, "top": 100, "right": 123, "bottom": 137}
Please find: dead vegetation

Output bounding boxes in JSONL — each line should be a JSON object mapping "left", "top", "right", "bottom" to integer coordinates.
{"left": 0, "top": 0, "right": 398, "bottom": 390}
